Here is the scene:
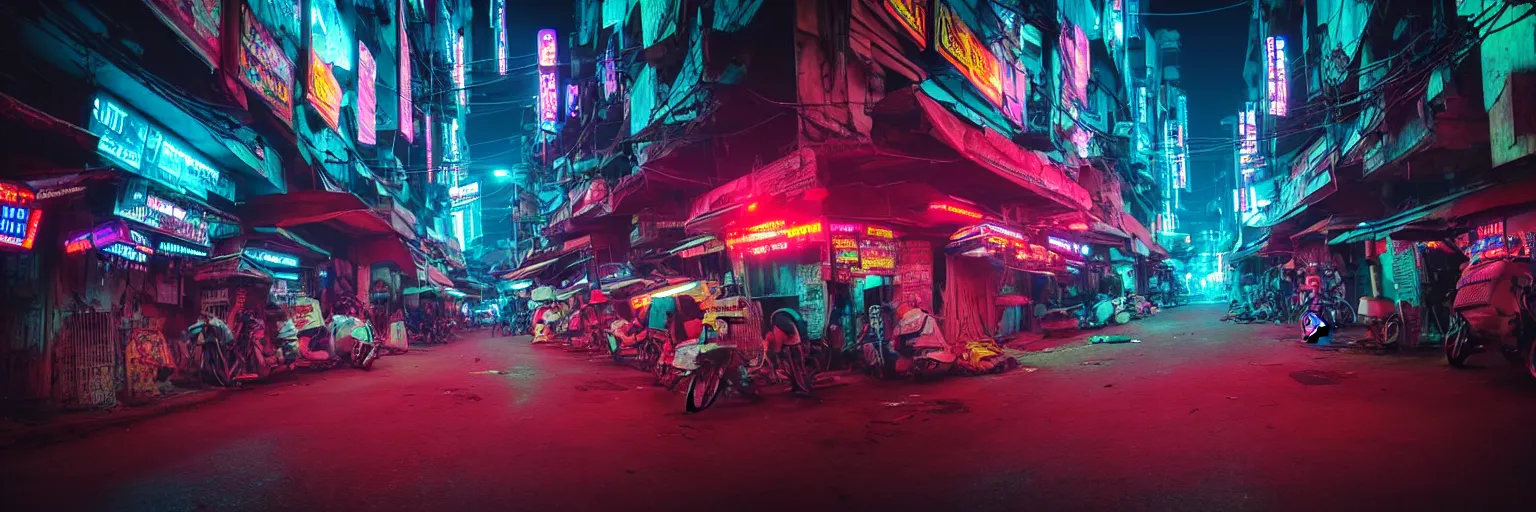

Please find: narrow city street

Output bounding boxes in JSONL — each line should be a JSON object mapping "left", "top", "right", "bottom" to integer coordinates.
{"left": 2, "top": 304, "right": 1533, "bottom": 512}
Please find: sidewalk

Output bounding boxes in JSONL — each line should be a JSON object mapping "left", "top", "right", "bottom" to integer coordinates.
{"left": 0, "top": 388, "right": 230, "bottom": 451}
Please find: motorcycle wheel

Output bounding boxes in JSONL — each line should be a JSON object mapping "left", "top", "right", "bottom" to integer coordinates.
{"left": 1113, "top": 311, "right": 1133, "bottom": 325}
{"left": 1446, "top": 316, "right": 1473, "bottom": 367}
{"left": 1383, "top": 315, "right": 1405, "bottom": 348}
{"left": 685, "top": 367, "right": 724, "bottom": 413}
{"left": 363, "top": 345, "right": 377, "bottom": 370}
{"left": 1333, "top": 304, "right": 1357, "bottom": 327}
{"left": 202, "top": 344, "right": 236, "bottom": 387}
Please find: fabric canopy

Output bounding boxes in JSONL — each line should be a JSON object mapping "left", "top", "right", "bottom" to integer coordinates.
{"left": 1117, "top": 212, "right": 1169, "bottom": 259}
{"left": 501, "top": 257, "right": 562, "bottom": 281}
{"left": 424, "top": 264, "right": 454, "bottom": 288}
{"left": 250, "top": 226, "right": 331, "bottom": 257}
{"left": 916, "top": 91, "right": 1093, "bottom": 213}
{"left": 1290, "top": 216, "right": 1366, "bottom": 242}
{"left": 277, "top": 209, "right": 408, "bottom": 239}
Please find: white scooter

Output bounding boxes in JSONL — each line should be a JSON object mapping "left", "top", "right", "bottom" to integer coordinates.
{"left": 286, "top": 298, "right": 380, "bottom": 370}
{"left": 893, "top": 306, "right": 957, "bottom": 380}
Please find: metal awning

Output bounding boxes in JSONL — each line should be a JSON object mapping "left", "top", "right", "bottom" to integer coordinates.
{"left": 1328, "top": 185, "right": 1494, "bottom": 245}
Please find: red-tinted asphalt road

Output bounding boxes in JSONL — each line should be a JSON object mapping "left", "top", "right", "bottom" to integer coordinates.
{"left": 3, "top": 304, "right": 1535, "bottom": 511}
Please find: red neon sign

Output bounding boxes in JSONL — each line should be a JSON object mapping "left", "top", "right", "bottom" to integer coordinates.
{"left": 929, "top": 202, "right": 982, "bottom": 220}
{"left": 882, "top": 0, "right": 929, "bottom": 48}
{"left": 0, "top": 182, "right": 36, "bottom": 206}
{"left": 1067, "top": 222, "right": 1089, "bottom": 232}
{"left": 865, "top": 226, "right": 895, "bottom": 239}
{"left": 936, "top": 1, "right": 1002, "bottom": 106}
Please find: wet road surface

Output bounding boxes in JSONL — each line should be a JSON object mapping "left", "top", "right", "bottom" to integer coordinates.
{"left": 4, "top": 304, "right": 1535, "bottom": 511}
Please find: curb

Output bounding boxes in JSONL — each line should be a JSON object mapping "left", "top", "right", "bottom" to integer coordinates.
{"left": 0, "top": 389, "right": 232, "bottom": 451}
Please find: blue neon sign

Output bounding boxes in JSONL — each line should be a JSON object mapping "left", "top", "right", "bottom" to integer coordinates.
{"left": 89, "top": 94, "right": 235, "bottom": 200}
{"left": 245, "top": 247, "right": 300, "bottom": 267}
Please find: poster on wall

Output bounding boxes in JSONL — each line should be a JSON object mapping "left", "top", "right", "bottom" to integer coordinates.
{"left": 239, "top": 5, "right": 295, "bottom": 124}
{"left": 896, "top": 241, "right": 933, "bottom": 312}
{"left": 357, "top": 42, "right": 377, "bottom": 145}
{"left": 144, "top": 0, "right": 221, "bottom": 68}
{"left": 797, "top": 263, "right": 827, "bottom": 340}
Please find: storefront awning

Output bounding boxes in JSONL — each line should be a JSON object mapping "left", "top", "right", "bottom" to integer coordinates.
{"left": 193, "top": 253, "right": 274, "bottom": 282}
{"left": 277, "top": 209, "right": 410, "bottom": 239}
{"left": 1117, "top": 212, "right": 1169, "bottom": 259}
{"left": 1290, "top": 216, "right": 1366, "bottom": 242}
{"left": 667, "top": 235, "right": 723, "bottom": 258}
{"left": 914, "top": 91, "right": 1093, "bottom": 213}
{"left": 1327, "top": 184, "right": 1495, "bottom": 245}
{"left": 250, "top": 226, "right": 331, "bottom": 258}
{"left": 1229, "top": 235, "right": 1270, "bottom": 261}
{"left": 423, "top": 264, "right": 455, "bottom": 288}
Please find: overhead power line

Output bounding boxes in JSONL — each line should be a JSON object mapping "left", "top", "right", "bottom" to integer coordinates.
{"left": 1141, "top": 1, "right": 1249, "bottom": 17}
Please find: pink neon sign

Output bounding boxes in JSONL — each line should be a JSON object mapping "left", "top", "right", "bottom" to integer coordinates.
{"left": 1266, "top": 37, "right": 1288, "bottom": 116}
{"left": 398, "top": 0, "right": 414, "bottom": 142}
{"left": 537, "top": 29, "right": 559, "bottom": 132}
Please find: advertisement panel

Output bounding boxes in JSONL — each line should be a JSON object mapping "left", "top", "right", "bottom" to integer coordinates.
{"left": 239, "top": 5, "right": 295, "bottom": 125}
{"left": 493, "top": 0, "right": 508, "bottom": 75}
{"left": 1266, "top": 37, "right": 1288, "bottom": 116}
{"left": 0, "top": 182, "right": 41, "bottom": 251}
{"left": 399, "top": 0, "right": 414, "bottom": 142}
{"left": 308, "top": 52, "right": 342, "bottom": 132}
{"left": 357, "top": 42, "right": 377, "bottom": 145}
{"left": 89, "top": 94, "right": 232, "bottom": 200}
{"left": 143, "top": 0, "right": 221, "bottom": 67}
{"left": 113, "top": 180, "right": 211, "bottom": 246}
{"left": 935, "top": 1, "right": 1002, "bottom": 106}
{"left": 537, "top": 29, "right": 560, "bottom": 132}
{"left": 882, "top": 0, "right": 929, "bottom": 47}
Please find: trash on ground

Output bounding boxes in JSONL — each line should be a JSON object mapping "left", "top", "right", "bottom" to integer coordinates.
{"left": 1080, "top": 359, "right": 1113, "bottom": 366}
{"left": 1089, "top": 335, "right": 1141, "bottom": 344}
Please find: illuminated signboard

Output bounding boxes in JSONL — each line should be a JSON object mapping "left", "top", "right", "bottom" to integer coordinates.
{"left": 398, "top": 0, "right": 414, "bottom": 142}
{"left": 144, "top": 0, "right": 221, "bottom": 67}
{"left": 357, "top": 42, "right": 377, "bottom": 145}
{"left": 1266, "top": 37, "right": 1288, "bottom": 116}
{"left": 449, "top": 182, "right": 480, "bottom": 206}
{"left": 272, "top": 271, "right": 302, "bottom": 281}
{"left": 425, "top": 113, "right": 434, "bottom": 181}
{"left": 89, "top": 94, "right": 231, "bottom": 200}
{"left": 103, "top": 243, "right": 150, "bottom": 263}
{"left": 936, "top": 1, "right": 1002, "bottom": 106}
{"left": 157, "top": 240, "right": 209, "bottom": 258}
{"left": 453, "top": 34, "right": 467, "bottom": 108}
{"left": 309, "top": 52, "right": 343, "bottom": 132}
{"left": 929, "top": 202, "right": 983, "bottom": 220}
{"left": 1058, "top": 22, "right": 1090, "bottom": 116}
{"left": 537, "top": 29, "right": 560, "bottom": 132}
{"left": 113, "top": 182, "right": 210, "bottom": 245}
{"left": 1048, "top": 236, "right": 1091, "bottom": 258}
{"left": 310, "top": 0, "right": 351, "bottom": 71}
{"left": 727, "top": 220, "right": 824, "bottom": 255}
{"left": 1239, "top": 107, "right": 1258, "bottom": 179}
{"left": 1177, "top": 94, "right": 1189, "bottom": 189}
{"left": 493, "top": 0, "right": 507, "bottom": 75}
{"left": 999, "top": 64, "right": 1028, "bottom": 129}
{"left": 567, "top": 83, "right": 581, "bottom": 119}
{"left": 239, "top": 5, "right": 295, "bottom": 125}
{"left": 0, "top": 205, "right": 42, "bottom": 251}
{"left": 245, "top": 247, "right": 300, "bottom": 268}
{"left": 444, "top": 117, "right": 462, "bottom": 164}
{"left": 1105, "top": 0, "right": 1125, "bottom": 54}
{"left": 882, "top": 0, "right": 929, "bottom": 47}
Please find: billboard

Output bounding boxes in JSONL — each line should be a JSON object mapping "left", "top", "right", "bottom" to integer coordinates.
{"left": 357, "top": 42, "right": 377, "bottom": 145}
{"left": 399, "top": 0, "right": 414, "bottom": 142}
{"left": 882, "top": 0, "right": 929, "bottom": 47}
{"left": 308, "top": 52, "right": 342, "bottom": 132}
{"left": 143, "top": 0, "right": 221, "bottom": 67}
{"left": 89, "top": 93, "right": 233, "bottom": 200}
{"left": 1266, "top": 37, "right": 1288, "bottom": 116}
{"left": 0, "top": 182, "right": 41, "bottom": 251}
{"left": 449, "top": 181, "right": 480, "bottom": 206}
{"left": 239, "top": 5, "right": 295, "bottom": 125}
{"left": 537, "top": 29, "right": 560, "bottom": 132}
{"left": 936, "top": 1, "right": 1002, "bottom": 106}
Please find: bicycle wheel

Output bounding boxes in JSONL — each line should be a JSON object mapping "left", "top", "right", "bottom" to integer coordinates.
{"left": 1333, "top": 303, "right": 1357, "bottom": 326}
{"left": 1446, "top": 315, "right": 1473, "bottom": 367}
{"left": 685, "top": 367, "right": 724, "bottom": 413}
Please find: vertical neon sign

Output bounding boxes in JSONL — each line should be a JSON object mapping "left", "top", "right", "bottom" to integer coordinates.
{"left": 1176, "top": 93, "right": 1188, "bottom": 189}
{"left": 357, "top": 42, "right": 377, "bottom": 145}
{"left": 425, "top": 113, "right": 434, "bottom": 183}
{"left": 566, "top": 83, "right": 580, "bottom": 119}
{"left": 454, "top": 34, "right": 467, "bottom": 109}
{"left": 398, "top": 0, "right": 414, "bottom": 142}
{"left": 1266, "top": 37, "right": 1288, "bottom": 116}
{"left": 537, "top": 29, "right": 559, "bottom": 133}
{"left": 493, "top": 0, "right": 507, "bottom": 75}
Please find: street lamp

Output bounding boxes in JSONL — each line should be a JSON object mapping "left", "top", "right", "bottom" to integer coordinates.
{"left": 492, "top": 168, "right": 510, "bottom": 178}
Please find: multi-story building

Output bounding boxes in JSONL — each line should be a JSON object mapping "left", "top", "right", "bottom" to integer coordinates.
{"left": 502, "top": 0, "right": 1189, "bottom": 342}
{"left": 0, "top": 0, "right": 474, "bottom": 410}
{"left": 1229, "top": 0, "right": 1535, "bottom": 336}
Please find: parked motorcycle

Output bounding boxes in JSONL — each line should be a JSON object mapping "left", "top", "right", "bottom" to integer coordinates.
{"left": 1078, "top": 294, "right": 1132, "bottom": 328}
{"left": 1446, "top": 255, "right": 1536, "bottom": 378}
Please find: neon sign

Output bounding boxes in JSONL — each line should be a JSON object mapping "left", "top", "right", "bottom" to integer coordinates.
{"left": 493, "top": 0, "right": 507, "bottom": 75}
{"left": 114, "top": 184, "right": 210, "bottom": 245}
{"left": 358, "top": 42, "right": 377, "bottom": 145}
{"left": 245, "top": 248, "right": 300, "bottom": 268}
{"left": 398, "top": 0, "right": 414, "bottom": 142}
{"left": 90, "top": 94, "right": 231, "bottom": 199}
{"left": 103, "top": 243, "right": 149, "bottom": 263}
{"left": 728, "top": 220, "right": 824, "bottom": 255}
{"left": 308, "top": 52, "right": 342, "bottom": 132}
{"left": 0, "top": 205, "right": 41, "bottom": 250}
{"left": 1059, "top": 22, "right": 1090, "bottom": 116}
{"left": 425, "top": 113, "right": 433, "bottom": 180}
{"left": 567, "top": 83, "right": 581, "bottom": 119}
{"left": 449, "top": 182, "right": 480, "bottom": 206}
{"left": 157, "top": 240, "right": 209, "bottom": 258}
{"left": 1176, "top": 94, "right": 1189, "bottom": 189}
{"left": 239, "top": 5, "right": 295, "bottom": 125}
{"left": 537, "top": 29, "right": 560, "bottom": 132}
{"left": 936, "top": 1, "right": 1002, "bottom": 106}
{"left": 1266, "top": 37, "right": 1288, "bottom": 116}
{"left": 882, "top": 0, "right": 929, "bottom": 47}
{"left": 145, "top": 0, "right": 221, "bottom": 68}
{"left": 453, "top": 34, "right": 467, "bottom": 108}
{"left": 929, "top": 202, "right": 982, "bottom": 220}
{"left": 309, "top": 0, "right": 351, "bottom": 71}
{"left": 1238, "top": 107, "right": 1258, "bottom": 181}
{"left": 866, "top": 226, "right": 895, "bottom": 239}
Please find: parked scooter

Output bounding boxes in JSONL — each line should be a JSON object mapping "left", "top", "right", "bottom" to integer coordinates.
{"left": 1446, "top": 255, "right": 1536, "bottom": 379}
{"left": 1078, "top": 293, "right": 1131, "bottom": 328}
{"left": 329, "top": 297, "right": 381, "bottom": 370}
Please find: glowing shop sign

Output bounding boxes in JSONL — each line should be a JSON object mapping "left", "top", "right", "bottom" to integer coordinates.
{"left": 929, "top": 202, "right": 982, "bottom": 220}
{"left": 145, "top": 0, "right": 221, "bottom": 67}
{"left": 493, "top": 0, "right": 507, "bottom": 75}
{"left": 114, "top": 186, "right": 210, "bottom": 246}
{"left": 1048, "top": 237, "right": 1091, "bottom": 258}
{"left": 1238, "top": 107, "right": 1258, "bottom": 177}
{"left": 239, "top": 5, "right": 295, "bottom": 125}
{"left": 398, "top": 0, "right": 414, "bottom": 142}
{"left": 103, "top": 243, "right": 149, "bottom": 263}
{"left": 1266, "top": 37, "right": 1288, "bottom": 116}
{"left": 357, "top": 42, "right": 377, "bottom": 145}
{"left": 729, "top": 221, "right": 824, "bottom": 255}
{"left": 244, "top": 248, "right": 300, "bottom": 268}
{"left": 157, "top": 240, "right": 209, "bottom": 258}
{"left": 1176, "top": 94, "right": 1189, "bottom": 189}
{"left": 425, "top": 113, "right": 434, "bottom": 180}
{"left": 936, "top": 1, "right": 1002, "bottom": 105}
{"left": 271, "top": 271, "right": 302, "bottom": 281}
{"left": 882, "top": 0, "right": 929, "bottom": 47}
{"left": 537, "top": 29, "right": 560, "bottom": 132}
{"left": 453, "top": 34, "right": 467, "bottom": 108}
{"left": 0, "top": 205, "right": 42, "bottom": 250}
{"left": 866, "top": 226, "right": 895, "bottom": 239}
{"left": 89, "top": 94, "right": 231, "bottom": 199}
{"left": 308, "top": 52, "right": 342, "bottom": 132}
{"left": 567, "top": 83, "right": 581, "bottom": 119}
{"left": 449, "top": 182, "right": 480, "bottom": 206}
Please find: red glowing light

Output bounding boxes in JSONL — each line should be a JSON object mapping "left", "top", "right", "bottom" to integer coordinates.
{"left": 1067, "top": 222, "right": 1089, "bottom": 232}
{"left": 929, "top": 202, "right": 982, "bottom": 220}
{"left": 747, "top": 220, "right": 785, "bottom": 233}
{"left": 746, "top": 202, "right": 759, "bottom": 212}
{"left": 0, "top": 182, "right": 36, "bottom": 206}
{"left": 865, "top": 226, "right": 895, "bottom": 239}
